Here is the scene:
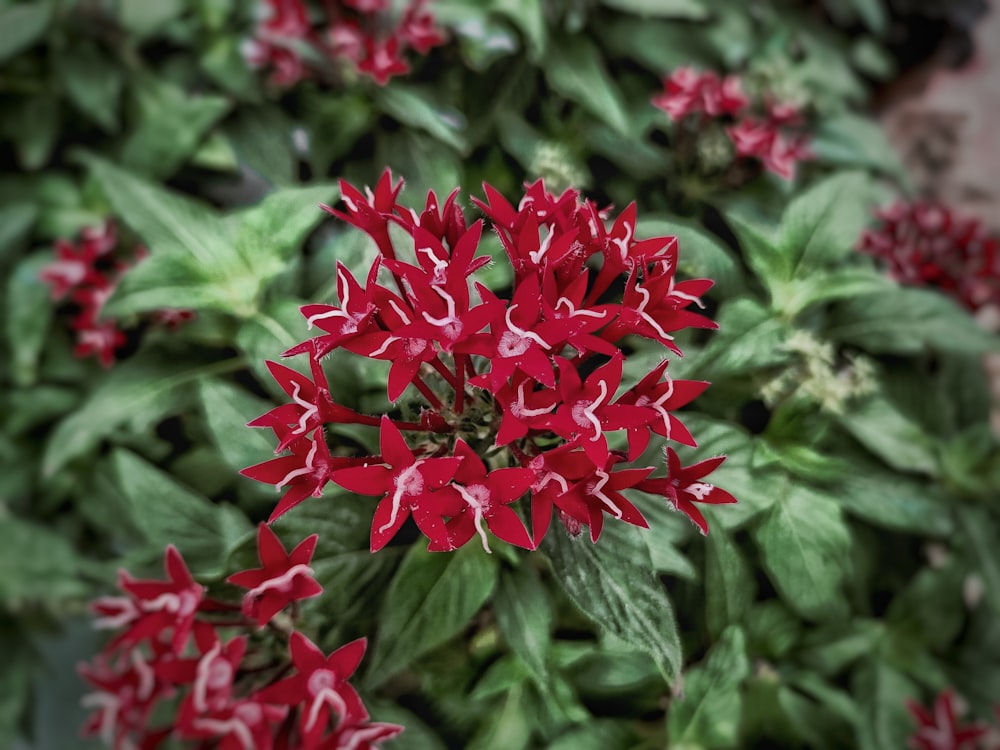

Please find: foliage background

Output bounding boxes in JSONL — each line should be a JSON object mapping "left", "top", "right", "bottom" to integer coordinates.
{"left": 1, "top": 0, "right": 998, "bottom": 748}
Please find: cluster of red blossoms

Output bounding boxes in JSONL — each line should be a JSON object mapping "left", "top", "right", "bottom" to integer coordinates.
{"left": 652, "top": 67, "right": 811, "bottom": 181}
{"left": 243, "top": 0, "right": 445, "bottom": 87}
{"left": 858, "top": 200, "right": 1000, "bottom": 313}
{"left": 241, "top": 170, "right": 737, "bottom": 553}
{"left": 39, "top": 220, "right": 193, "bottom": 368}
{"left": 79, "top": 526, "right": 402, "bottom": 750}
{"left": 907, "top": 690, "right": 1000, "bottom": 750}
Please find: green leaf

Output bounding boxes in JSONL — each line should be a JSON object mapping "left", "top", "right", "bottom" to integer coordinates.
{"left": 544, "top": 524, "right": 682, "bottom": 682}
{"left": 778, "top": 171, "right": 876, "bottom": 277}
{"left": 544, "top": 36, "right": 630, "bottom": 136}
{"left": 377, "top": 84, "right": 468, "bottom": 153}
{"left": 886, "top": 564, "right": 964, "bottom": 650}
{"left": 691, "top": 297, "right": 793, "bottom": 378}
{"left": 225, "top": 106, "right": 297, "bottom": 185}
{"left": 5, "top": 252, "right": 53, "bottom": 386}
{"left": 722, "top": 198, "right": 787, "bottom": 284}
{"left": 548, "top": 720, "right": 636, "bottom": 750}
{"left": 366, "top": 544, "right": 498, "bottom": 687}
{"left": 116, "top": 0, "right": 184, "bottom": 37}
{"left": 112, "top": 449, "right": 235, "bottom": 576}
{"left": 638, "top": 216, "right": 742, "bottom": 295}
{"left": 772, "top": 267, "right": 893, "bottom": 318}
{"left": 494, "top": 563, "right": 553, "bottom": 684}
{"left": 0, "top": 1, "right": 52, "bottom": 64}
{"left": 835, "top": 466, "right": 953, "bottom": 536}
{"left": 811, "top": 113, "right": 905, "bottom": 179}
{"left": 957, "top": 507, "right": 1000, "bottom": 617}
{"left": 601, "top": 0, "right": 708, "bottom": 18}
{"left": 0, "top": 201, "right": 37, "bottom": 261}
{"left": 752, "top": 487, "right": 851, "bottom": 621}
{"left": 852, "top": 660, "right": 919, "bottom": 750}
{"left": 59, "top": 42, "right": 123, "bottom": 131}
{"left": 849, "top": 0, "right": 888, "bottom": 33}
{"left": 0, "top": 622, "right": 33, "bottom": 749}
{"left": 704, "top": 529, "right": 755, "bottom": 639}
{"left": 121, "top": 74, "right": 231, "bottom": 179}
{"left": 489, "top": 0, "right": 546, "bottom": 58}
{"left": 6, "top": 94, "right": 59, "bottom": 170}
{"left": 41, "top": 353, "right": 236, "bottom": 476}
{"left": 0, "top": 517, "right": 86, "bottom": 603}
{"left": 826, "top": 286, "right": 1000, "bottom": 355}
{"left": 668, "top": 627, "right": 750, "bottom": 747}
{"left": 197, "top": 378, "right": 275, "bottom": 475}
{"left": 838, "top": 395, "right": 937, "bottom": 475}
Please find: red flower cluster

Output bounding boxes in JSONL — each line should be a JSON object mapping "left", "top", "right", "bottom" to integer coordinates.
{"left": 243, "top": 0, "right": 445, "bottom": 87}
{"left": 79, "top": 528, "right": 402, "bottom": 750}
{"left": 906, "top": 690, "right": 991, "bottom": 750}
{"left": 858, "top": 200, "right": 1000, "bottom": 312}
{"left": 39, "top": 221, "right": 194, "bottom": 368}
{"left": 242, "top": 171, "right": 737, "bottom": 553}
{"left": 652, "top": 67, "right": 811, "bottom": 180}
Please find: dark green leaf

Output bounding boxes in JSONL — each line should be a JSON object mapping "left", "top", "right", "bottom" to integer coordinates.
{"left": 377, "top": 85, "right": 468, "bottom": 153}
{"left": 812, "top": 113, "right": 905, "bottom": 178}
{"left": 116, "top": 0, "right": 184, "bottom": 37}
{"left": 826, "top": 286, "right": 1000, "bottom": 355}
{"left": 198, "top": 378, "right": 275, "bottom": 475}
{"left": 668, "top": 626, "right": 750, "bottom": 748}
{"left": 836, "top": 466, "right": 953, "bottom": 536}
{"left": 112, "top": 449, "right": 236, "bottom": 576}
{"left": 705, "top": 529, "right": 755, "bottom": 638}
{"left": 0, "top": 1, "right": 52, "bottom": 64}
{"left": 366, "top": 544, "right": 498, "bottom": 686}
{"left": 494, "top": 563, "right": 553, "bottom": 684}
{"left": 0, "top": 517, "right": 86, "bottom": 603}
{"left": 601, "top": 0, "right": 709, "bottom": 18}
{"left": 6, "top": 95, "right": 59, "bottom": 170}
{"left": 0, "top": 622, "right": 33, "bottom": 749}
{"left": 0, "top": 202, "right": 37, "bottom": 262}
{"left": 42, "top": 353, "right": 235, "bottom": 476}
{"left": 852, "top": 660, "right": 919, "bottom": 750}
{"left": 60, "top": 43, "right": 123, "bottom": 131}
{"left": 5, "top": 252, "right": 53, "bottom": 386}
{"left": 957, "top": 507, "right": 1000, "bottom": 617}
{"left": 544, "top": 525, "right": 682, "bottom": 682}
{"left": 838, "top": 395, "right": 937, "bottom": 475}
{"left": 691, "top": 297, "right": 793, "bottom": 378}
{"left": 544, "top": 36, "right": 630, "bottom": 135}
{"left": 752, "top": 487, "right": 851, "bottom": 621}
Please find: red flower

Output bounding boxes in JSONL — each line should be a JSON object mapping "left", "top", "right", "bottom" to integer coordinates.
{"left": 906, "top": 690, "right": 989, "bottom": 750}
{"left": 638, "top": 448, "right": 737, "bottom": 535}
{"left": 227, "top": 524, "right": 323, "bottom": 627}
{"left": 256, "top": 632, "right": 369, "bottom": 747}
{"left": 331, "top": 416, "right": 462, "bottom": 551}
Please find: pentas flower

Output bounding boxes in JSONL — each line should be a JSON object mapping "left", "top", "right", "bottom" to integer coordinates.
{"left": 40, "top": 220, "right": 193, "bottom": 368}
{"left": 652, "top": 67, "right": 811, "bottom": 182}
{"left": 81, "top": 541, "right": 400, "bottom": 749}
{"left": 906, "top": 690, "right": 989, "bottom": 750}
{"left": 858, "top": 200, "right": 1000, "bottom": 312}
{"left": 227, "top": 523, "right": 323, "bottom": 626}
{"left": 245, "top": 0, "right": 445, "bottom": 87}
{"left": 244, "top": 171, "right": 737, "bottom": 550}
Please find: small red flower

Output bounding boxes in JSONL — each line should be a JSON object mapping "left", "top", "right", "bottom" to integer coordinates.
{"left": 638, "top": 447, "right": 737, "bottom": 535}
{"left": 227, "top": 524, "right": 323, "bottom": 627}
{"left": 906, "top": 690, "right": 989, "bottom": 750}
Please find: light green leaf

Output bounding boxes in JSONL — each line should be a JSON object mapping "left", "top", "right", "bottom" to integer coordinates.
{"left": 849, "top": 0, "right": 888, "bottom": 33}
{"left": 0, "top": 517, "right": 86, "bottom": 603}
{"left": 691, "top": 297, "right": 793, "bottom": 378}
{"left": 957, "top": 507, "right": 1000, "bottom": 617}
{"left": 490, "top": 0, "right": 546, "bottom": 58}
{"left": 5, "top": 252, "right": 53, "bottom": 386}
{"left": 121, "top": 74, "right": 231, "bottom": 179}
{"left": 668, "top": 626, "right": 750, "bottom": 747}
{"left": 377, "top": 85, "right": 468, "bottom": 153}
{"left": 705, "top": 529, "right": 755, "bottom": 638}
{"left": 197, "top": 378, "right": 275, "bottom": 475}
{"left": 773, "top": 267, "right": 893, "bottom": 318}
{"left": 601, "top": 0, "right": 708, "bottom": 18}
{"left": 494, "top": 564, "right": 553, "bottom": 684}
{"left": 826, "top": 286, "right": 1000, "bottom": 355}
{"left": 366, "top": 544, "right": 498, "bottom": 687}
{"left": 753, "top": 487, "right": 851, "bottom": 621}
{"left": 116, "top": 0, "right": 184, "bottom": 37}
{"left": 42, "top": 353, "right": 238, "bottom": 476}
{"left": 779, "top": 171, "right": 876, "bottom": 277}
{"left": 112, "top": 448, "right": 234, "bottom": 576}
{"left": 0, "top": 1, "right": 52, "bottom": 64}
{"left": 812, "top": 113, "right": 905, "bottom": 179}
{"left": 59, "top": 42, "right": 123, "bottom": 131}
{"left": 545, "top": 36, "right": 630, "bottom": 135}
{"left": 225, "top": 106, "right": 297, "bottom": 185}
{"left": 723, "top": 206, "right": 788, "bottom": 286}
{"left": 0, "top": 202, "right": 37, "bottom": 261}
{"left": 544, "top": 524, "right": 682, "bottom": 682}
{"left": 838, "top": 395, "right": 937, "bottom": 475}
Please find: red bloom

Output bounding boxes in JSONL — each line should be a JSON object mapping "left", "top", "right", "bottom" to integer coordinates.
{"left": 257, "top": 632, "right": 369, "bottom": 747}
{"left": 638, "top": 448, "right": 737, "bottom": 535}
{"left": 227, "top": 524, "right": 323, "bottom": 627}
{"left": 906, "top": 690, "right": 989, "bottom": 750}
